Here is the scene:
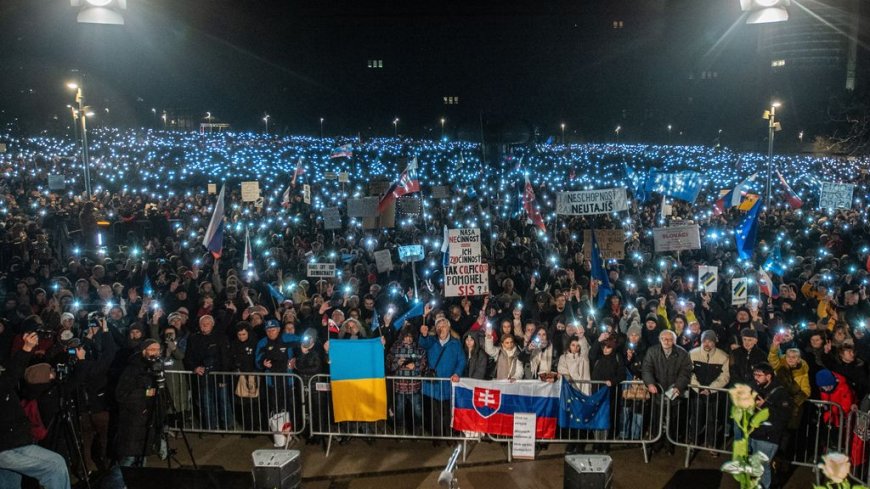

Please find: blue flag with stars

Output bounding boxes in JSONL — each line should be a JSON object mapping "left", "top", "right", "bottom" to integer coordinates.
{"left": 590, "top": 230, "right": 613, "bottom": 309}
{"left": 558, "top": 380, "right": 611, "bottom": 430}
{"left": 645, "top": 170, "right": 705, "bottom": 203}
{"left": 370, "top": 307, "right": 380, "bottom": 332}
{"left": 392, "top": 301, "right": 424, "bottom": 330}
{"left": 763, "top": 243, "right": 787, "bottom": 276}
{"left": 736, "top": 200, "right": 762, "bottom": 261}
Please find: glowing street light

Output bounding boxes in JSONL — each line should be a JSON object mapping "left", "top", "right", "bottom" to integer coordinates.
{"left": 615, "top": 125, "right": 622, "bottom": 143}
{"left": 667, "top": 124, "right": 673, "bottom": 144}
{"left": 740, "top": 0, "right": 790, "bottom": 24}
{"left": 763, "top": 101, "right": 783, "bottom": 205}
{"left": 440, "top": 117, "right": 446, "bottom": 139}
{"left": 320, "top": 117, "right": 324, "bottom": 139}
{"left": 67, "top": 80, "right": 92, "bottom": 198}
{"left": 393, "top": 118, "right": 399, "bottom": 137}
{"left": 161, "top": 111, "right": 167, "bottom": 130}
{"left": 70, "top": 0, "right": 127, "bottom": 25}
{"left": 263, "top": 113, "right": 270, "bottom": 135}
{"left": 560, "top": 122, "right": 566, "bottom": 144}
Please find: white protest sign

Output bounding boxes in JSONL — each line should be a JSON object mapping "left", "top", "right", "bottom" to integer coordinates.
{"left": 303, "top": 184, "right": 311, "bottom": 205}
{"left": 819, "top": 182, "right": 854, "bottom": 210}
{"left": 347, "top": 197, "right": 379, "bottom": 218}
{"left": 338, "top": 172, "right": 349, "bottom": 183}
{"left": 240, "top": 181, "right": 260, "bottom": 202}
{"left": 207, "top": 183, "right": 217, "bottom": 195}
{"left": 307, "top": 263, "right": 336, "bottom": 278}
{"left": 398, "top": 245, "right": 425, "bottom": 263}
{"left": 698, "top": 265, "right": 718, "bottom": 293}
{"left": 373, "top": 249, "right": 393, "bottom": 273}
{"left": 556, "top": 188, "right": 628, "bottom": 215}
{"left": 653, "top": 224, "right": 701, "bottom": 253}
{"left": 444, "top": 228, "right": 489, "bottom": 297}
{"left": 322, "top": 207, "right": 341, "bottom": 230}
{"left": 581, "top": 230, "right": 625, "bottom": 260}
{"left": 47, "top": 175, "right": 65, "bottom": 191}
{"left": 512, "top": 413, "right": 536, "bottom": 460}
{"left": 731, "top": 278, "right": 748, "bottom": 305}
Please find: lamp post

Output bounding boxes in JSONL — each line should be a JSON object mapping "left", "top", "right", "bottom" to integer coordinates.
{"left": 319, "top": 117, "right": 324, "bottom": 139}
{"left": 393, "top": 118, "right": 399, "bottom": 137}
{"left": 263, "top": 113, "right": 270, "bottom": 135}
{"left": 615, "top": 125, "right": 622, "bottom": 144}
{"left": 764, "top": 102, "right": 782, "bottom": 206}
{"left": 560, "top": 123, "right": 566, "bottom": 144}
{"left": 67, "top": 82, "right": 92, "bottom": 199}
{"left": 667, "top": 124, "right": 672, "bottom": 144}
{"left": 440, "top": 117, "right": 445, "bottom": 140}
{"left": 162, "top": 111, "right": 167, "bottom": 130}
{"left": 205, "top": 111, "right": 213, "bottom": 133}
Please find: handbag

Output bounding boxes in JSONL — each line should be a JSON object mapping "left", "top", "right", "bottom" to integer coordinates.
{"left": 622, "top": 381, "right": 651, "bottom": 401}
{"left": 235, "top": 374, "right": 260, "bottom": 399}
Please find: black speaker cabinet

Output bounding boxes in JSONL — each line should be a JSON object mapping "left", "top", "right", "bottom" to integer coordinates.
{"left": 251, "top": 450, "right": 301, "bottom": 489}
{"left": 564, "top": 454, "right": 613, "bottom": 489}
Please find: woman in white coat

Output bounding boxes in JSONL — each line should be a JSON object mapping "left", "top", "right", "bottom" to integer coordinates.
{"left": 557, "top": 334, "right": 591, "bottom": 394}
{"left": 484, "top": 328, "right": 524, "bottom": 380}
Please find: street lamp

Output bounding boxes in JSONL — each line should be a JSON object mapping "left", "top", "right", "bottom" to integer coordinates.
{"left": 320, "top": 117, "right": 324, "bottom": 139}
{"left": 798, "top": 130, "right": 804, "bottom": 143}
{"left": 560, "top": 123, "right": 566, "bottom": 144}
{"left": 763, "top": 101, "right": 782, "bottom": 206}
{"left": 263, "top": 113, "right": 270, "bottom": 135}
{"left": 67, "top": 81, "right": 92, "bottom": 199}
{"left": 615, "top": 125, "right": 622, "bottom": 143}
{"left": 667, "top": 124, "right": 673, "bottom": 144}
{"left": 440, "top": 117, "right": 446, "bottom": 140}
{"left": 393, "top": 118, "right": 399, "bottom": 137}
{"left": 162, "top": 111, "right": 167, "bottom": 130}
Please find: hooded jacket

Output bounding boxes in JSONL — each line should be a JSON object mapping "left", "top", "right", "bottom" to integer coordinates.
{"left": 461, "top": 332, "right": 488, "bottom": 380}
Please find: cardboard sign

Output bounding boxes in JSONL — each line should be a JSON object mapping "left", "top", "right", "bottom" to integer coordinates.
{"left": 698, "top": 265, "right": 718, "bottom": 293}
{"left": 374, "top": 249, "right": 393, "bottom": 273}
{"left": 581, "top": 230, "right": 625, "bottom": 260}
{"left": 207, "top": 183, "right": 217, "bottom": 195}
{"left": 512, "top": 413, "right": 536, "bottom": 460}
{"left": 338, "top": 172, "right": 349, "bottom": 183}
{"left": 47, "top": 174, "right": 65, "bottom": 191}
{"left": 731, "top": 278, "right": 748, "bottom": 305}
{"left": 397, "top": 197, "right": 422, "bottom": 215}
{"left": 323, "top": 207, "right": 341, "bottom": 230}
{"left": 325, "top": 171, "right": 338, "bottom": 180}
{"left": 0, "top": 143, "right": 6, "bottom": 153}
{"left": 432, "top": 185, "right": 451, "bottom": 199}
{"left": 819, "top": 182, "right": 854, "bottom": 210}
{"left": 398, "top": 245, "right": 425, "bottom": 263}
{"left": 347, "top": 197, "right": 379, "bottom": 218}
{"left": 444, "top": 228, "right": 489, "bottom": 297}
{"left": 556, "top": 188, "right": 629, "bottom": 215}
{"left": 241, "top": 181, "right": 260, "bottom": 202}
{"left": 303, "top": 184, "right": 311, "bottom": 205}
{"left": 653, "top": 225, "right": 701, "bottom": 253}
{"left": 307, "top": 263, "right": 336, "bottom": 278}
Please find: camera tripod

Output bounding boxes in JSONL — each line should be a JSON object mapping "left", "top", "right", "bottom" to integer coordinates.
{"left": 45, "top": 382, "right": 91, "bottom": 489}
{"left": 143, "top": 370, "right": 197, "bottom": 469}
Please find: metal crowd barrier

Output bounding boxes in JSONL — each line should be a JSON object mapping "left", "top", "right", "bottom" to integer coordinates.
{"left": 665, "top": 385, "right": 733, "bottom": 467}
{"left": 791, "top": 399, "right": 846, "bottom": 468}
{"left": 164, "top": 370, "right": 306, "bottom": 437}
{"left": 848, "top": 410, "right": 870, "bottom": 486}
{"left": 484, "top": 380, "right": 663, "bottom": 463}
{"left": 307, "top": 374, "right": 478, "bottom": 458}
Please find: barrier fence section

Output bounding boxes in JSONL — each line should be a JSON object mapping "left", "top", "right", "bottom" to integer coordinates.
{"left": 483, "top": 380, "right": 663, "bottom": 463}
{"left": 306, "top": 374, "right": 478, "bottom": 458}
{"left": 665, "top": 385, "right": 733, "bottom": 467}
{"left": 848, "top": 410, "right": 870, "bottom": 486}
{"left": 164, "top": 370, "right": 306, "bottom": 437}
{"left": 790, "top": 399, "right": 846, "bottom": 469}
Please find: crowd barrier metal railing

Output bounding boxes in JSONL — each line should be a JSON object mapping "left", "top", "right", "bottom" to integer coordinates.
{"left": 483, "top": 380, "right": 663, "bottom": 463}
{"left": 848, "top": 409, "right": 870, "bottom": 486}
{"left": 164, "top": 370, "right": 306, "bottom": 439}
{"left": 307, "top": 374, "right": 478, "bottom": 458}
{"left": 790, "top": 399, "right": 846, "bottom": 469}
{"left": 665, "top": 385, "right": 733, "bottom": 467}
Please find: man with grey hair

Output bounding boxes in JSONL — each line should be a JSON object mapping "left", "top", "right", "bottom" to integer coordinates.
{"left": 642, "top": 329, "right": 693, "bottom": 454}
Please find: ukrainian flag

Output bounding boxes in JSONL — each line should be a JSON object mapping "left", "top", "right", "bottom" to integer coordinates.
{"left": 329, "top": 338, "right": 387, "bottom": 422}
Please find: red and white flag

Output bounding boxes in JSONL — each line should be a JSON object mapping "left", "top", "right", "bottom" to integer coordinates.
{"left": 378, "top": 158, "right": 420, "bottom": 213}
{"left": 523, "top": 175, "right": 547, "bottom": 232}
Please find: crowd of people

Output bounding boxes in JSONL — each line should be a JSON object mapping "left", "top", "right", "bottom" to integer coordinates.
{"left": 1, "top": 128, "right": 870, "bottom": 489}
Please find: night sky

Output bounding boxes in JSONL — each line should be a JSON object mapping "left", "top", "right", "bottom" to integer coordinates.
{"left": 0, "top": 0, "right": 867, "bottom": 144}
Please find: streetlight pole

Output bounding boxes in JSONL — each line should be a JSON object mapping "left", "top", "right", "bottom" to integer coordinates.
{"left": 764, "top": 102, "right": 781, "bottom": 207}
{"left": 162, "top": 112, "right": 167, "bottom": 130}
{"left": 68, "top": 82, "right": 92, "bottom": 200}
{"left": 393, "top": 118, "right": 399, "bottom": 137}
{"left": 615, "top": 125, "right": 622, "bottom": 144}
{"left": 667, "top": 124, "right": 672, "bottom": 144}
{"left": 560, "top": 123, "right": 566, "bottom": 144}
{"left": 319, "top": 118, "right": 324, "bottom": 139}
{"left": 440, "top": 117, "right": 445, "bottom": 140}
{"left": 263, "top": 114, "right": 270, "bottom": 135}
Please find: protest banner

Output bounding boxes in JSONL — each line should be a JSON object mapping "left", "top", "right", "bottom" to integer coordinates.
{"left": 322, "top": 207, "right": 341, "bottom": 230}
{"left": 819, "top": 182, "right": 854, "bottom": 209}
{"left": 444, "top": 228, "right": 488, "bottom": 297}
{"left": 307, "top": 263, "right": 336, "bottom": 278}
{"left": 512, "top": 413, "right": 537, "bottom": 460}
{"left": 347, "top": 197, "right": 379, "bottom": 218}
{"left": 556, "top": 188, "right": 628, "bottom": 215}
{"left": 653, "top": 224, "right": 701, "bottom": 253}
{"left": 338, "top": 172, "right": 349, "bottom": 183}
{"left": 325, "top": 171, "right": 338, "bottom": 180}
{"left": 240, "top": 181, "right": 260, "bottom": 202}
{"left": 731, "top": 278, "right": 748, "bottom": 305}
{"left": 581, "top": 230, "right": 625, "bottom": 260}
{"left": 698, "top": 265, "right": 718, "bottom": 293}
{"left": 397, "top": 197, "right": 422, "bottom": 215}
{"left": 374, "top": 249, "right": 393, "bottom": 273}
{"left": 303, "top": 184, "right": 311, "bottom": 204}
{"left": 47, "top": 175, "right": 65, "bottom": 191}
{"left": 398, "top": 245, "right": 425, "bottom": 262}
{"left": 207, "top": 183, "right": 217, "bottom": 194}
{"left": 431, "top": 185, "right": 451, "bottom": 199}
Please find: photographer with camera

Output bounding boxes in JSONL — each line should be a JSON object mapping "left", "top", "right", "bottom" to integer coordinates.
{"left": 115, "top": 339, "right": 162, "bottom": 467}
{"left": 0, "top": 332, "right": 71, "bottom": 489}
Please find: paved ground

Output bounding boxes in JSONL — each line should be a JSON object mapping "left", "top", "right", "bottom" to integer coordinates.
{"left": 148, "top": 433, "right": 818, "bottom": 488}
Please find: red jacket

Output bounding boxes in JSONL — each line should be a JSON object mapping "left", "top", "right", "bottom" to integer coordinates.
{"left": 820, "top": 372, "right": 855, "bottom": 427}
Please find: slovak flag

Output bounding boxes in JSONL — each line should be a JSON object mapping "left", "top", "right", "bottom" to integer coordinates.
{"left": 291, "top": 157, "right": 305, "bottom": 186}
{"left": 330, "top": 144, "right": 353, "bottom": 159}
{"left": 776, "top": 171, "right": 802, "bottom": 209}
{"left": 452, "top": 378, "right": 560, "bottom": 439}
{"left": 713, "top": 173, "right": 757, "bottom": 216}
{"left": 378, "top": 158, "right": 421, "bottom": 213}
{"left": 758, "top": 268, "right": 778, "bottom": 298}
{"left": 202, "top": 183, "right": 225, "bottom": 258}
{"left": 523, "top": 175, "right": 547, "bottom": 232}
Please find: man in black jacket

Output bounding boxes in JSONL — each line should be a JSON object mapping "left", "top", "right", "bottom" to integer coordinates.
{"left": 730, "top": 328, "right": 767, "bottom": 386}
{"left": 0, "top": 332, "right": 71, "bottom": 489}
{"left": 750, "top": 362, "right": 791, "bottom": 489}
{"left": 115, "top": 339, "right": 161, "bottom": 467}
{"left": 642, "top": 329, "right": 693, "bottom": 454}
{"left": 184, "top": 315, "right": 230, "bottom": 430}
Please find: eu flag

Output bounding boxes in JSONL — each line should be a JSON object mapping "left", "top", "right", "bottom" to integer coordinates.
{"left": 559, "top": 379, "right": 611, "bottom": 430}
{"left": 763, "top": 243, "right": 787, "bottom": 276}
{"left": 736, "top": 200, "right": 762, "bottom": 260}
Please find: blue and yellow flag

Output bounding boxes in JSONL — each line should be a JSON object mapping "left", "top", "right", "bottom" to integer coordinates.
{"left": 329, "top": 338, "right": 387, "bottom": 422}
